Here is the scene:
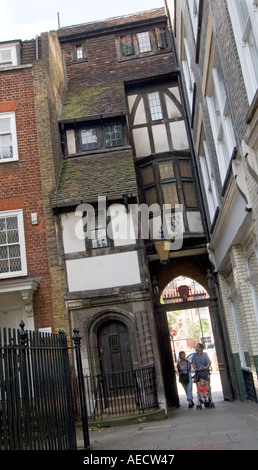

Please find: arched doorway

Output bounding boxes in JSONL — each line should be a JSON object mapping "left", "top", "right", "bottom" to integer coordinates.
{"left": 97, "top": 319, "right": 133, "bottom": 374}
{"left": 162, "top": 276, "right": 223, "bottom": 402}
{"left": 163, "top": 276, "right": 213, "bottom": 356}
{"left": 151, "top": 255, "right": 234, "bottom": 406}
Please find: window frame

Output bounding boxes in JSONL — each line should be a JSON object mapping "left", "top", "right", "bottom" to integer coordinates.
{"left": 198, "top": 131, "right": 220, "bottom": 222}
{"left": 188, "top": 0, "right": 200, "bottom": 41}
{"left": 181, "top": 34, "right": 195, "bottom": 112}
{"left": 140, "top": 156, "right": 198, "bottom": 211}
{"left": 0, "top": 42, "right": 20, "bottom": 69}
{"left": 227, "top": 0, "right": 258, "bottom": 103}
{"left": 137, "top": 31, "right": 152, "bottom": 53}
{"left": 72, "top": 41, "right": 88, "bottom": 62}
{"left": 83, "top": 208, "right": 112, "bottom": 251}
{"left": 75, "top": 120, "right": 125, "bottom": 155}
{"left": 80, "top": 127, "right": 99, "bottom": 151}
{"left": 117, "top": 26, "right": 170, "bottom": 60}
{"left": 0, "top": 112, "right": 19, "bottom": 162}
{"left": 206, "top": 47, "right": 236, "bottom": 183}
{"left": 0, "top": 209, "right": 27, "bottom": 279}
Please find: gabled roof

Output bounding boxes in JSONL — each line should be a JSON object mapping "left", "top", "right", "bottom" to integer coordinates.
{"left": 50, "top": 150, "right": 137, "bottom": 207}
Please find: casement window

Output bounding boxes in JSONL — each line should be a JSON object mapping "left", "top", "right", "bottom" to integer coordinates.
{"left": 72, "top": 42, "right": 87, "bottom": 62}
{"left": 188, "top": 0, "right": 200, "bottom": 41}
{"left": 206, "top": 56, "right": 235, "bottom": 183}
{"left": 141, "top": 158, "right": 198, "bottom": 210}
{"left": 104, "top": 124, "right": 123, "bottom": 148}
{"left": 84, "top": 209, "right": 109, "bottom": 249}
{"left": 119, "top": 27, "right": 169, "bottom": 59}
{"left": 68, "top": 120, "right": 125, "bottom": 155}
{"left": 0, "top": 209, "right": 27, "bottom": 278}
{"left": 0, "top": 112, "right": 19, "bottom": 162}
{"left": 198, "top": 132, "right": 219, "bottom": 222}
{"left": 0, "top": 43, "right": 21, "bottom": 68}
{"left": 80, "top": 128, "right": 98, "bottom": 151}
{"left": 182, "top": 35, "right": 195, "bottom": 112}
{"left": 120, "top": 34, "right": 134, "bottom": 57}
{"left": 137, "top": 31, "right": 152, "bottom": 53}
{"left": 156, "top": 28, "right": 169, "bottom": 49}
{"left": 91, "top": 224, "right": 108, "bottom": 249}
{"left": 227, "top": 0, "right": 258, "bottom": 103}
{"left": 148, "top": 92, "right": 163, "bottom": 121}
{"left": 76, "top": 45, "right": 83, "bottom": 59}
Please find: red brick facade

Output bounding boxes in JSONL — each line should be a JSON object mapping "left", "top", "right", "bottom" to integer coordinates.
{"left": 0, "top": 66, "right": 55, "bottom": 330}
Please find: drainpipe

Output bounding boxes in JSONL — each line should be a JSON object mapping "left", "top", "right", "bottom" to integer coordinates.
{"left": 35, "top": 35, "right": 39, "bottom": 60}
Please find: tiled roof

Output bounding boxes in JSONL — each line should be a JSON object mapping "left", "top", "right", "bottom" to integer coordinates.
{"left": 57, "top": 8, "right": 166, "bottom": 39}
{"left": 50, "top": 150, "right": 137, "bottom": 207}
{"left": 59, "top": 83, "right": 127, "bottom": 121}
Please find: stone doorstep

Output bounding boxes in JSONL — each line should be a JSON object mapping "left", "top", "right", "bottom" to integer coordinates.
{"left": 77, "top": 407, "right": 166, "bottom": 430}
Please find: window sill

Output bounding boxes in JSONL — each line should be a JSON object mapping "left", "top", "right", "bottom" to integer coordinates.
{"left": 0, "top": 270, "right": 28, "bottom": 280}
{"left": 72, "top": 58, "right": 89, "bottom": 65}
{"left": 0, "top": 64, "right": 32, "bottom": 72}
{"left": 0, "top": 157, "right": 19, "bottom": 163}
{"left": 118, "top": 48, "right": 172, "bottom": 62}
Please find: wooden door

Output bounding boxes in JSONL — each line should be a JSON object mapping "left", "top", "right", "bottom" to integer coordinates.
{"left": 98, "top": 320, "right": 132, "bottom": 373}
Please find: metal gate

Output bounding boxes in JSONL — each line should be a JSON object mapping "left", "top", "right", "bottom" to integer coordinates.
{"left": 0, "top": 321, "right": 77, "bottom": 450}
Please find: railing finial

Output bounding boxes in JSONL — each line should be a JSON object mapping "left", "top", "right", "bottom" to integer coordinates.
{"left": 72, "top": 328, "right": 81, "bottom": 346}
{"left": 19, "top": 320, "right": 28, "bottom": 346}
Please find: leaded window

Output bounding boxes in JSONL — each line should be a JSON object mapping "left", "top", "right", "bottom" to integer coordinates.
{"left": 137, "top": 32, "right": 152, "bottom": 53}
{"left": 80, "top": 128, "right": 98, "bottom": 151}
{"left": 148, "top": 92, "right": 163, "bottom": 121}
{"left": 104, "top": 124, "right": 123, "bottom": 148}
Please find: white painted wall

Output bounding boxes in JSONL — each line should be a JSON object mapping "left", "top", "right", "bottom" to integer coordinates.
{"left": 66, "top": 129, "right": 76, "bottom": 155}
{"left": 66, "top": 251, "right": 141, "bottom": 292}
{"left": 108, "top": 204, "right": 136, "bottom": 246}
{"left": 0, "top": 292, "right": 34, "bottom": 331}
{"left": 187, "top": 211, "right": 203, "bottom": 233}
{"left": 133, "top": 127, "right": 151, "bottom": 157}
{"left": 152, "top": 124, "right": 169, "bottom": 153}
{"left": 61, "top": 212, "right": 85, "bottom": 254}
{"left": 170, "top": 121, "right": 189, "bottom": 150}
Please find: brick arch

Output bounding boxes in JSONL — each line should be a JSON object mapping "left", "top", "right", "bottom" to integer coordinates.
{"left": 152, "top": 254, "right": 211, "bottom": 297}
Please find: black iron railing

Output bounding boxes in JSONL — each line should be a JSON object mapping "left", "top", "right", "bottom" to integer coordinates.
{"left": 0, "top": 323, "right": 77, "bottom": 450}
{"left": 72, "top": 365, "right": 159, "bottom": 420}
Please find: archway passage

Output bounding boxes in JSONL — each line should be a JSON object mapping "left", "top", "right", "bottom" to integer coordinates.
{"left": 163, "top": 276, "right": 213, "bottom": 355}
{"left": 162, "top": 276, "right": 223, "bottom": 404}
{"left": 151, "top": 255, "right": 234, "bottom": 407}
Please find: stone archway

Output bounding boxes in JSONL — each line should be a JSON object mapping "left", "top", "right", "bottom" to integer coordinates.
{"left": 85, "top": 307, "right": 137, "bottom": 376}
{"left": 149, "top": 254, "right": 234, "bottom": 405}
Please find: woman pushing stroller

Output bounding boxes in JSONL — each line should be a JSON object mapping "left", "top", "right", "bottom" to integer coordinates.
{"left": 192, "top": 343, "right": 215, "bottom": 409}
{"left": 192, "top": 343, "right": 211, "bottom": 381}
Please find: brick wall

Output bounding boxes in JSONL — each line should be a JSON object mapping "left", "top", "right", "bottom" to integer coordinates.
{"left": 0, "top": 66, "right": 55, "bottom": 330}
{"left": 61, "top": 28, "right": 175, "bottom": 90}
{"left": 32, "top": 32, "right": 70, "bottom": 336}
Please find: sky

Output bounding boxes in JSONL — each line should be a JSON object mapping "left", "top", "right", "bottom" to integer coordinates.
{"left": 0, "top": 0, "right": 165, "bottom": 42}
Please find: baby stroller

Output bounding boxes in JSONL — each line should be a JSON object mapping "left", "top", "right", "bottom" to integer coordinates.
{"left": 193, "top": 368, "right": 215, "bottom": 410}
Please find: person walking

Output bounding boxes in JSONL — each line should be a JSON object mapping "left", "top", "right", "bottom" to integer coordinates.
{"left": 192, "top": 343, "right": 211, "bottom": 382}
{"left": 177, "top": 351, "right": 194, "bottom": 408}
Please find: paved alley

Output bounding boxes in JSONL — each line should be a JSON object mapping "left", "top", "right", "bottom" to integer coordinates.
{"left": 78, "top": 373, "right": 258, "bottom": 451}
